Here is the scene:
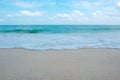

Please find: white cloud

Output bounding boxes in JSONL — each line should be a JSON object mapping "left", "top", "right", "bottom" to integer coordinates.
{"left": 14, "top": 1, "right": 36, "bottom": 8}
{"left": 91, "top": 10, "right": 120, "bottom": 24}
{"left": 14, "top": 1, "right": 57, "bottom": 8}
{"left": 56, "top": 13, "right": 72, "bottom": 20}
{"left": 79, "top": 1, "right": 92, "bottom": 9}
{"left": 20, "top": 10, "right": 43, "bottom": 16}
{"left": 7, "top": 10, "right": 43, "bottom": 17}
{"left": 117, "top": 1, "right": 120, "bottom": 7}
{"left": 5, "top": 0, "right": 120, "bottom": 24}
{"left": 92, "top": 11, "right": 104, "bottom": 16}
{"left": 55, "top": 7, "right": 120, "bottom": 24}
{"left": 55, "top": 10, "right": 87, "bottom": 21}
{"left": 72, "top": 10, "right": 84, "bottom": 16}
{"left": 7, "top": 14, "right": 21, "bottom": 17}
{"left": 72, "top": 1, "right": 102, "bottom": 10}
{"left": 92, "top": 5, "right": 120, "bottom": 17}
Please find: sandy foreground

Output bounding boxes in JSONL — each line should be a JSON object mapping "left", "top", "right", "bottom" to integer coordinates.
{"left": 0, "top": 48, "right": 120, "bottom": 80}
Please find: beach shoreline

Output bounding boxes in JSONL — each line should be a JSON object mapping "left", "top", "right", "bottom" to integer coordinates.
{"left": 0, "top": 48, "right": 120, "bottom": 80}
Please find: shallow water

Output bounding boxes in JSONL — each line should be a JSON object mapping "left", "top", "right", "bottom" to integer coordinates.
{"left": 0, "top": 25, "right": 120, "bottom": 50}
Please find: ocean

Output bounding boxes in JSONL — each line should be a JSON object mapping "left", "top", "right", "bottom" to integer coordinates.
{"left": 0, "top": 25, "right": 120, "bottom": 50}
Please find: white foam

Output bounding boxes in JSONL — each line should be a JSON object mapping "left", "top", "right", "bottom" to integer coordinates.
{"left": 0, "top": 32, "right": 120, "bottom": 50}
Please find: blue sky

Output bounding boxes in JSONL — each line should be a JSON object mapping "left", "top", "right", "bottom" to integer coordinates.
{"left": 0, "top": 0, "right": 120, "bottom": 25}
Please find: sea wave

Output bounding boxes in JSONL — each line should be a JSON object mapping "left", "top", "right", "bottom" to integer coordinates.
{"left": 0, "top": 33, "right": 120, "bottom": 50}
{"left": 0, "top": 25, "right": 120, "bottom": 50}
{"left": 0, "top": 25, "right": 120, "bottom": 33}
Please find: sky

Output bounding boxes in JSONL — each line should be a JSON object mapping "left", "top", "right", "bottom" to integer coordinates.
{"left": 0, "top": 0, "right": 120, "bottom": 25}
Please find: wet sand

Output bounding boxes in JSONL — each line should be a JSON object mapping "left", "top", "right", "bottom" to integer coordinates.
{"left": 0, "top": 48, "right": 120, "bottom": 80}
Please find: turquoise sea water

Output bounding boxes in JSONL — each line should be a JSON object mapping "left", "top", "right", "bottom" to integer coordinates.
{"left": 0, "top": 25, "right": 120, "bottom": 50}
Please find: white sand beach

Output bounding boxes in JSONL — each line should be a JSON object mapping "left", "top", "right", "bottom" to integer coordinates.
{"left": 0, "top": 48, "right": 120, "bottom": 80}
